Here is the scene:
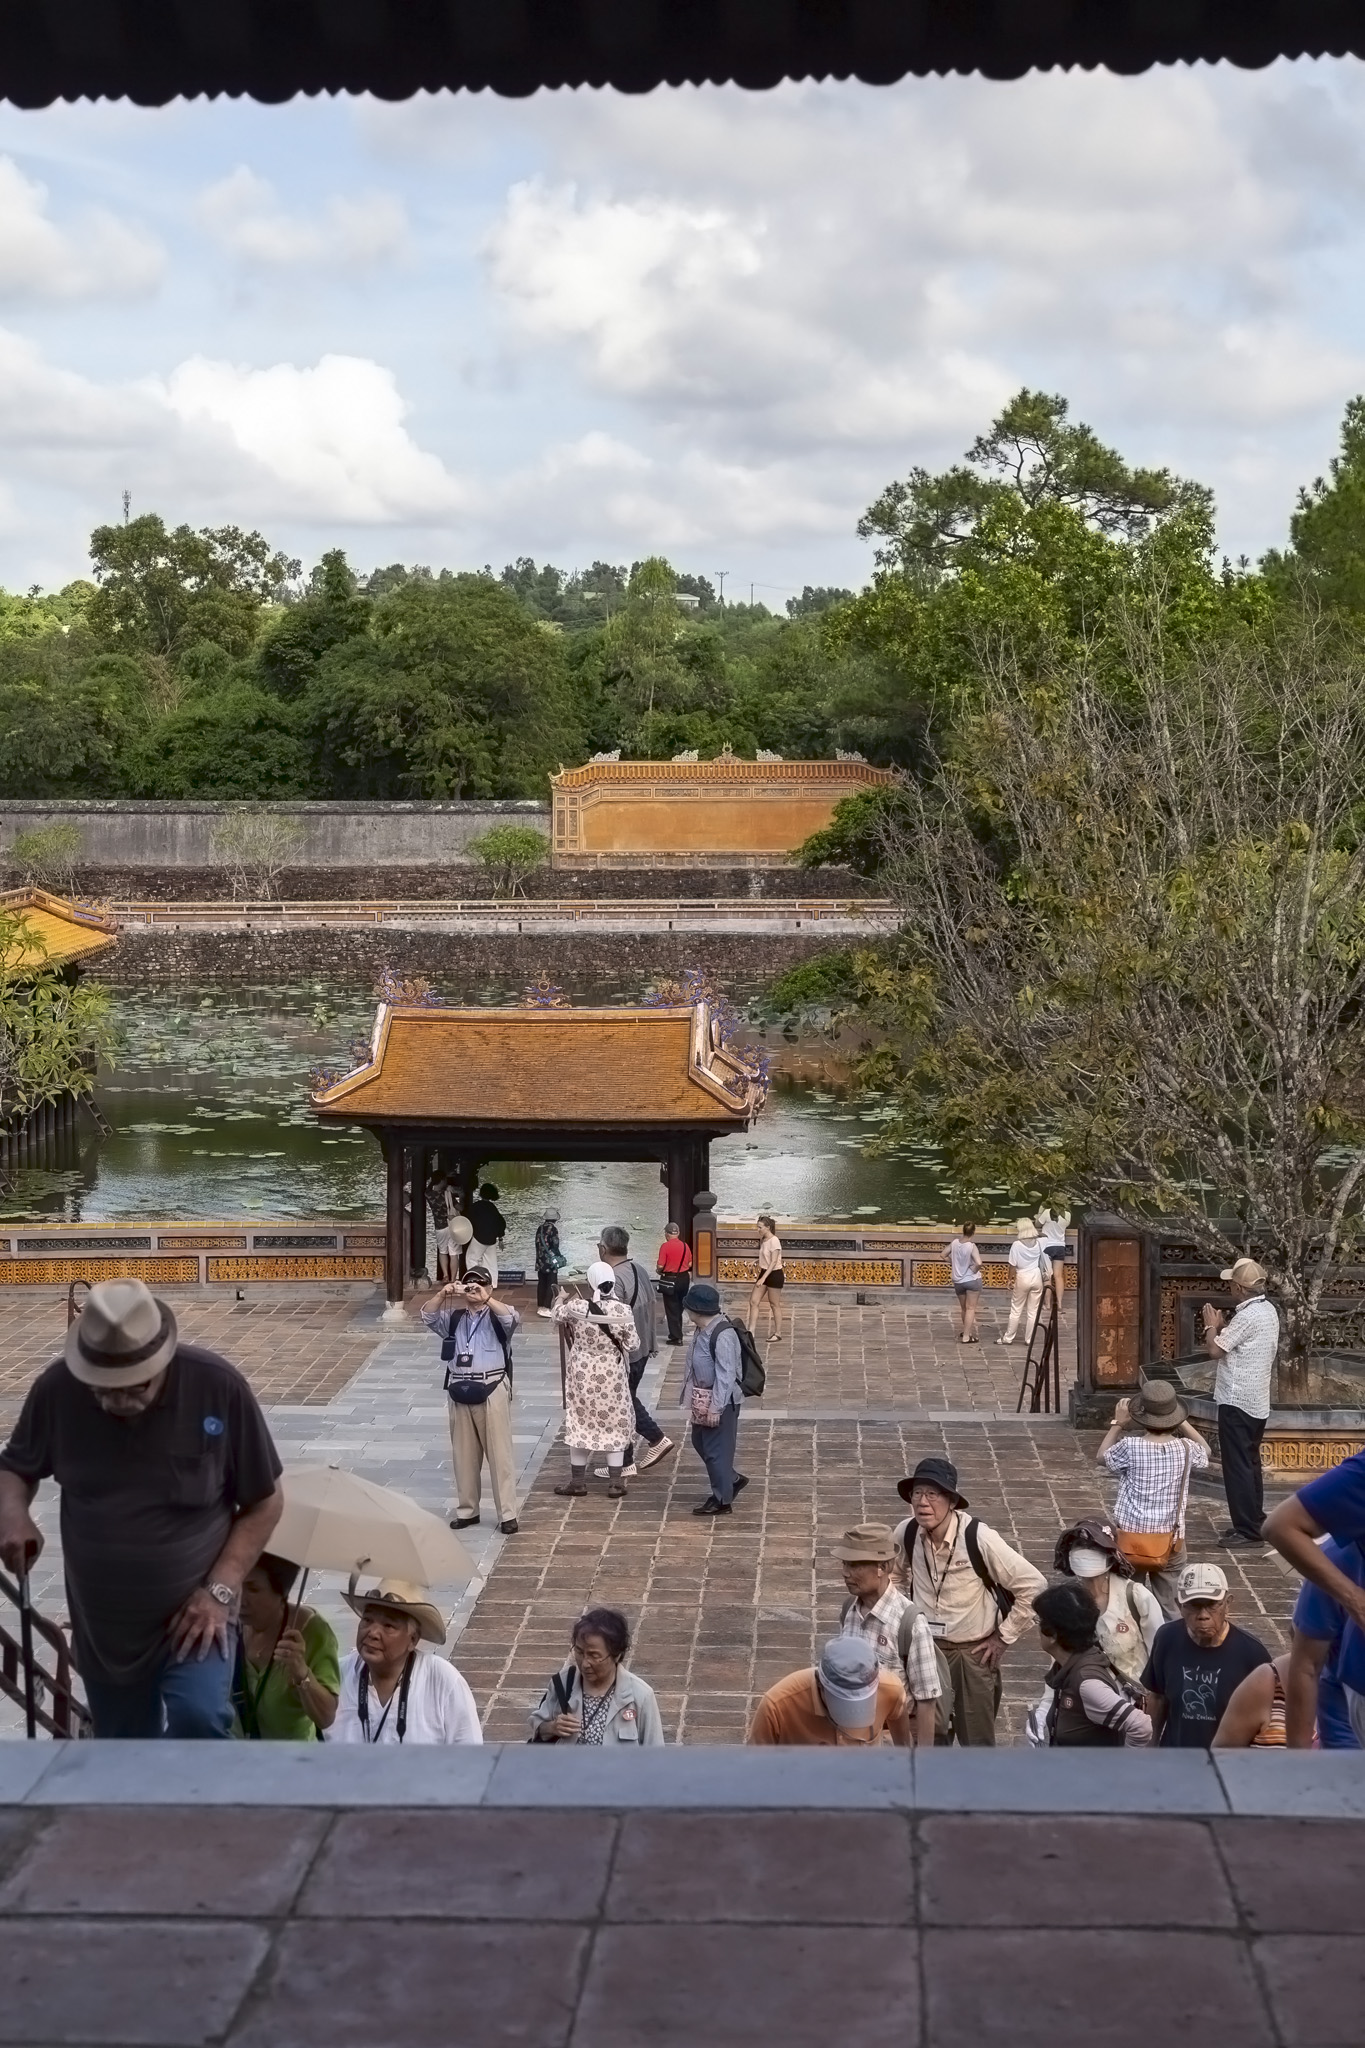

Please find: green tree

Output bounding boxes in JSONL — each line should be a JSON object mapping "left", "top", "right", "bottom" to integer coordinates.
{"left": 0, "top": 911, "right": 114, "bottom": 1122}
{"left": 256, "top": 550, "right": 372, "bottom": 700}
{"left": 1263, "top": 395, "right": 1365, "bottom": 614}
{"left": 129, "top": 686, "right": 311, "bottom": 798}
{"left": 465, "top": 823, "right": 550, "bottom": 897}
{"left": 86, "top": 513, "right": 300, "bottom": 658}
{"left": 0, "top": 641, "right": 144, "bottom": 796}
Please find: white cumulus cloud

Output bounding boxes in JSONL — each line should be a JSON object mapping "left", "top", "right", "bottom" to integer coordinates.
{"left": 197, "top": 166, "right": 408, "bottom": 271}
{"left": 0, "top": 154, "right": 164, "bottom": 303}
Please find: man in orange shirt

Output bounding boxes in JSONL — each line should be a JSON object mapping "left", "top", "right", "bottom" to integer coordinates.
{"left": 747, "top": 1636, "right": 911, "bottom": 1746}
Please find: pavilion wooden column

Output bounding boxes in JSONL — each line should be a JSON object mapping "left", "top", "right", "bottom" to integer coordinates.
{"left": 383, "top": 1136, "right": 407, "bottom": 1316}
{"left": 410, "top": 1148, "right": 428, "bottom": 1282}
{"left": 666, "top": 1138, "right": 702, "bottom": 1237}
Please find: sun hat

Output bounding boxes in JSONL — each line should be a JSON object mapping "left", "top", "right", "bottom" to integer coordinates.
{"left": 684, "top": 1281, "right": 722, "bottom": 1316}
{"left": 1127, "top": 1378, "right": 1187, "bottom": 1432}
{"left": 1220, "top": 1257, "right": 1267, "bottom": 1289}
{"left": 1015, "top": 1218, "right": 1039, "bottom": 1242}
{"left": 543, "top": 1208, "right": 560, "bottom": 1222}
{"left": 897, "top": 1455, "right": 968, "bottom": 1508}
{"left": 1176, "top": 1562, "right": 1229, "bottom": 1606}
{"left": 586, "top": 1260, "right": 617, "bottom": 1294}
{"left": 1053, "top": 1517, "right": 1130, "bottom": 1578}
{"left": 449, "top": 1216, "right": 473, "bottom": 1247}
{"left": 817, "top": 1637, "right": 881, "bottom": 1729}
{"left": 832, "top": 1523, "right": 897, "bottom": 1565}
{"left": 344, "top": 1576, "right": 447, "bottom": 1645}
{"left": 64, "top": 1278, "right": 177, "bottom": 1389}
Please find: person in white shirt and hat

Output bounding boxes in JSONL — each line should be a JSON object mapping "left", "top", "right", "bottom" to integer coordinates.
{"left": 331, "top": 1578, "right": 482, "bottom": 1745}
{"left": 1201, "top": 1257, "right": 1279, "bottom": 1548}
{"left": 998, "top": 1218, "right": 1053, "bottom": 1346}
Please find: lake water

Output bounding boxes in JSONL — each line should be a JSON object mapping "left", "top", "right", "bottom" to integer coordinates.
{"left": 0, "top": 980, "right": 985, "bottom": 1265}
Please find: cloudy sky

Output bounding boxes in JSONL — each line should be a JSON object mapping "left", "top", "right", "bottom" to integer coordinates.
{"left": 2, "top": 58, "right": 1365, "bottom": 601}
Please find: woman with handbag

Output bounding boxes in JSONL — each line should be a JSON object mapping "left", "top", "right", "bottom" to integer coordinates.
{"left": 529, "top": 1607, "right": 665, "bottom": 1745}
{"left": 1098, "top": 1379, "right": 1210, "bottom": 1617}
{"left": 550, "top": 1263, "right": 637, "bottom": 1499}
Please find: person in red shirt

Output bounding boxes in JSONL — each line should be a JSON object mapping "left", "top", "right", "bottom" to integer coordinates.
{"left": 655, "top": 1222, "right": 693, "bottom": 1346}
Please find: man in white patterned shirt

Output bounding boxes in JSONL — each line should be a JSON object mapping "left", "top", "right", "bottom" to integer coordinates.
{"left": 1203, "top": 1258, "right": 1279, "bottom": 1549}
{"left": 835, "top": 1523, "right": 942, "bottom": 1745}
{"left": 1098, "top": 1378, "right": 1210, "bottom": 1614}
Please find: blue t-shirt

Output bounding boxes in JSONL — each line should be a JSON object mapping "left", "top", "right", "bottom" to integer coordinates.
{"left": 1291, "top": 1537, "right": 1365, "bottom": 1750}
{"left": 1298, "top": 1451, "right": 1365, "bottom": 1698}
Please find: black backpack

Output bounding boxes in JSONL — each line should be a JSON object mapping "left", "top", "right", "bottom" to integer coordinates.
{"left": 705, "top": 1316, "right": 766, "bottom": 1399}
{"left": 962, "top": 1516, "right": 1016, "bottom": 1623}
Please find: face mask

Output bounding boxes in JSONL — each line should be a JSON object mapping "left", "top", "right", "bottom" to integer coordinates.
{"left": 1068, "top": 1546, "right": 1110, "bottom": 1578}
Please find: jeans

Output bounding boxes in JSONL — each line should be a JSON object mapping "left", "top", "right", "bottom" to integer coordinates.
{"left": 1218, "top": 1403, "right": 1267, "bottom": 1538}
{"left": 627, "top": 1358, "right": 664, "bottom": 1465}
{"left": 691, "top": 1400, "right": 740, "bottom": 1506}
{"left": 82, "top": 1637, "right": 236, "bottom": 1740}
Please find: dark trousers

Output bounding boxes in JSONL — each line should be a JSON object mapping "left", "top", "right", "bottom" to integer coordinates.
{"left": 660, "top": 1276, "right": 687, "bottom": 1344}
{"left": 627, "top": 1358, "right": 664, "bottom": 1464}
{"left": 934, "top": 1638, "right": 1003, "bottom": 1747}
{"left": 1218, "top": 1403, "right": 1267, "bottom": 1538}
{"left": 536, "top": 1268, "right": 556, "bottom": 1310}
{"left": 82, "top": 1638, "right": 236, "bottom": 1740}
{"left": 691, "top": 1401, "right": 740, "bottom": 1505}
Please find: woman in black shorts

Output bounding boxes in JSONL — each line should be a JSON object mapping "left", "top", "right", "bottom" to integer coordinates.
{"left": 749, "top": 1214, "right": 785, "bottom": 1342}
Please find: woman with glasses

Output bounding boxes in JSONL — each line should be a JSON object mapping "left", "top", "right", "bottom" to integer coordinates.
{"left": 528, "top": 1607, "right": 665, "bottom": 1746}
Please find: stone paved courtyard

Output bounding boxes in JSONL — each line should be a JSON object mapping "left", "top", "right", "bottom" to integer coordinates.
{"left": 0, "top": 1280, "right": 1297, "bottom": 1745}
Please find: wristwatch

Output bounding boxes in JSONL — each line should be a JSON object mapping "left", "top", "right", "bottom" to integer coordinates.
{"left": 205, "top": 1581, "right": 236, "bottom": 1607}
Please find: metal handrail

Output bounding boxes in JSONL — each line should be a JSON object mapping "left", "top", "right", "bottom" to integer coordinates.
{"left": 0, "top": 1565, "right": 91, "bottom": 1739}
{"left": 111, "top": 896, "right": 888, "bottom": 925}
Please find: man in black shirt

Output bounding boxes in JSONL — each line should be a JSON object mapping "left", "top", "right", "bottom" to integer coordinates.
{"left": 0, "top": 1279, "right": 283, "bottom": 1739}
{"left": 468, "top": 1181, "right": 506, "bottom": 1286}
{"left": 1141, "top": 1561, "right": 1272, "bottom": 1748}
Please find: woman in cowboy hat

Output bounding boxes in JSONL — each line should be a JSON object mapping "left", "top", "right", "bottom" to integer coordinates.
{"left": 1097, "top": 1380, "right": 1210, "bottom": 1617}
{"left": 331, "top": 1578, "right": 482, "bottom": 1746}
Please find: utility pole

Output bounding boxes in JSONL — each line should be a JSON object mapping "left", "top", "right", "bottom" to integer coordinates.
{"left": 716, "top": 571, "right": 728, "bottom": 608}
{"left": 749, "top": 582, "right": 754, "bottom": 608}
{"left": 122, "top": 489, "right": 131, "bottom": 523}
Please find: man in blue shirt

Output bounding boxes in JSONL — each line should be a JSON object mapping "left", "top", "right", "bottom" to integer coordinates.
{"left": 1287, "top": 1538, "right": 1365, "bottom": 1748}
{"left": 1266, "top": 1445, "right": 1365, "bottom": 1747}
{"left": 420, "top": 1268, "right": 520, "bottom": 1537}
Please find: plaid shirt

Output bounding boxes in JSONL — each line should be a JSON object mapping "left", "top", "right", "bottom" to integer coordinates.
{"left": 1101, "top": 1430, "right": 1209, "bottom": 1535}
{"left": 839, "top": 1586, "right": 941, "bottom": 1701}
{"left": 1213, "top": 1296, "right": 1278, "bottom": 1421}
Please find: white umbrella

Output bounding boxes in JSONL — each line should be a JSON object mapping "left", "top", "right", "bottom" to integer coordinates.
{"left": 271, "top": 1464, "right": 476, "bottom": 1586}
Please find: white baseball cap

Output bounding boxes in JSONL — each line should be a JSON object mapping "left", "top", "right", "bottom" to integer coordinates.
{"left": 1177, "top": 1562, "right": 1229, "bottom": 1604}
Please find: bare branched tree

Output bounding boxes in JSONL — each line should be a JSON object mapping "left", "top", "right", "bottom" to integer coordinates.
{"left": 872, "top": 605, "right": 1365, "bottom": 1385}
{"left": 210, "top": 811, "right": 305, "bottom": 903}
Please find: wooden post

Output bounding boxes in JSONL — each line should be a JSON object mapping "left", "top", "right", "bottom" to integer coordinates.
{"left": 410, "top": 1147, "right": 428, "bottom": 1283}
{"left": 383, "top": 1137, "right": 407, "bottom": 1318}
{"left": 692, "top": 1188, "right": 717, "bottom": 1282}
{"left": 666, "top": 1140, "right": 697, "bottom": 1237}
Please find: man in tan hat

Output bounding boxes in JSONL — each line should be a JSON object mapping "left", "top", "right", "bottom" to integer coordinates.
{"left": 331, "top": 1578, "right": 482, "bottom": 1745}
{"left": 834, "top": 1523, "right": 942, "bottom": 1745}
{"left": 0, "top": 1279, "right": 282, "bottom": 1739}
{"left": 1201, "top": 1258, "right": 1278, "bottom": 1548}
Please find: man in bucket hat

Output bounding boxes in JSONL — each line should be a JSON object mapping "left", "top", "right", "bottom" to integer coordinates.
{"left": 897, "top": 1455, "right": 1046, "bottom": 1745}
{"left": 0, "top": 1279, "right": 283, "bottom": 1739}
{"left": 331, "top": 1578, "right": 482, "bottom": 1746}
{"left": 834, "top": 1523, "right": 943, "bottom": 1744}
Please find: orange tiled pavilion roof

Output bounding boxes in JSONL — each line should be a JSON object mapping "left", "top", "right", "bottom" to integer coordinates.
{"left": 309, "top": 1001, "right": 766, "bottom": 1129}
{"left": 0, "top": 889, "right": 118, "bottom": 973}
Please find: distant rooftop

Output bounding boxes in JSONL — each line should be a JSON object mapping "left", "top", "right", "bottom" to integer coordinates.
{"left": 0, "top": 890, "right": 118, "bottom": 974}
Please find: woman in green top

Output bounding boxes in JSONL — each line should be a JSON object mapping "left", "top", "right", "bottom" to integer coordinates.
{"left": 235, "top": 1551, "right": 340, "bottom": 1740}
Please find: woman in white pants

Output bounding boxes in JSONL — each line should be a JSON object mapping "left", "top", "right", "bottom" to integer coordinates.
{"left": 999, "top": 1218, "right": 1052, "bottom": 1345}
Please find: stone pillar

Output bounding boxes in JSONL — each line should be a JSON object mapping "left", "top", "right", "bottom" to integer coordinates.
{"left": 382, "top": 1137, "right": 408, "bottom": 1320}
{"left": 692, "top": 1189, "right": 718, "bottom": 1283}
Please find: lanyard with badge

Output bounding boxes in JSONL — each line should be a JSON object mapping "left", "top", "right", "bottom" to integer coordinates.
{"left": 918, "top": 1511, "right": 959, "bottom": 1637}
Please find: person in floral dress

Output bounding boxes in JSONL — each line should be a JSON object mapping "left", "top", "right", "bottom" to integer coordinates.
{"left": 551, "top": 1262, "right": 637, "bottom": 1499}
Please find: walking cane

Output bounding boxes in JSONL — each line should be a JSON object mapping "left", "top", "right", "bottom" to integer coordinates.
{"left": 17, "top": 1565, "right": 38, "bottom": 1739}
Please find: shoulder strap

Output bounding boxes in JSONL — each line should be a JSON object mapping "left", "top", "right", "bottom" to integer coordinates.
{"left": 1124, "top": 1580, "right": 1140, "bottom": 1627}
{"left": 1171, "top": 1439, "right": 1193, "bottom": 1533}
{"left": 963, "top": 1516, "right": 998, "bottom": 1596}
{"left": 706, "top": 1316, "right": 733, "bottom": 1357}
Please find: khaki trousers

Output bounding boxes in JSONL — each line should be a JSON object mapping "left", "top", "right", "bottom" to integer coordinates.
{"left": 935, "top": 1637, "right": 1004, "bottom": 1746}
{"left": 447, "top": 1378, "right": 518, "bottom": 1522}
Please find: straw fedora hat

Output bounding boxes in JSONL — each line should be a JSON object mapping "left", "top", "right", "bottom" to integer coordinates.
{"left": 344, "top": 1576, "right": 447, "bottom": 1645}
{"left": 1127, "top": 1378, "right": 1187, "bottom": 1432}
{"left": 64, "top": 1279, "right": 178, "bottom": 1389}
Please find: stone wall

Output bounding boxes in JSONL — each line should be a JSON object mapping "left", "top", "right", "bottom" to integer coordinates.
{"left": 90, "top": 925, "right": 839, "bottom": 985}
{"left": 27, "top": 861, "right": 867, "bottom": 903}
{"left": 0, "top": 799, "right": 547, "bottom": 870}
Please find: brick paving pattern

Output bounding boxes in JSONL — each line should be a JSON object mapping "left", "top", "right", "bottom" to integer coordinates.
{"left": 0, "top": 1287, "right": 386, "bottom": 1433}
{"left": 464, "top": 1415, "right": 1295, "bottom": 1744}
{"left": 0, "top": 1802, "right": 1357, "bottom": 2046}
